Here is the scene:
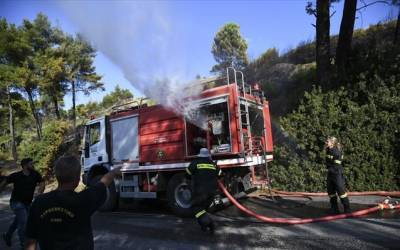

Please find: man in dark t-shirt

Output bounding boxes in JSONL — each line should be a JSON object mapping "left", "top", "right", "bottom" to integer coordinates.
{"left": 0, "top": 158, "right": 44, "bottom": 248}
{"left": 25, "top": 155, "right": 121, "bottom": 250}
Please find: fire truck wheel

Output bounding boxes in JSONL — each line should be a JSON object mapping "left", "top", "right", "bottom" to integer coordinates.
{"left": 167, "top": 173, "right": 193, "bottom": 217}
{"left": 91, "top": 175, "right": 118, "bottom": 212}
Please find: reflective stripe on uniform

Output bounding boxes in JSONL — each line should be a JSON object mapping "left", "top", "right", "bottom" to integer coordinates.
{"left": 329, "top": 194, "right": 337, "bottom": 198}
{"left": 195, "top": 210, "right": 206, "bottom": 218}
{"left": 197, "top": 163, "right": 216, "bottom": 170}
{"left": 339, "top": 193, "right": 348, "bottom": 198}
{"left": 334, "top": 160, "right": 342, "bottom": 164}
{"left": 186, "top": 168, "right": 192, "bottom": 175}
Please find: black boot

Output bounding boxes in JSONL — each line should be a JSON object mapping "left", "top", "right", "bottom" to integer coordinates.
{"left": 208, "top": 220, "right": 215, "bottom": 234}
{"left": 197, "top": 213, "right": 214, "bottom": 234}
{"left": 329, "top": 196, "right": 340, "bottom": 214}
{"left": 2, "top": 232, "right": 11, "bottom": 247}
{"left": 341, "top": 197, "right": 351, "bottom": 214}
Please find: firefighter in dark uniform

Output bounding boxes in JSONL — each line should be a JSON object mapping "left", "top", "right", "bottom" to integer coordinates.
{"left": 186, "top": 148, "right": 222, "bottom": 233}
{"left": 325, "top": 136, "right": 351, "bottom": 214}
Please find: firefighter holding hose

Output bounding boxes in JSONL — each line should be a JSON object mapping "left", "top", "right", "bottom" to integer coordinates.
{"left": 325, "top": 136, "right": 351, "bottom": 214}
{"left": 185, "top": 148, "right": 222, "bottom": 234}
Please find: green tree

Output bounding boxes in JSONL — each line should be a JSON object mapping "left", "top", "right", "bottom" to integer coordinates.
{"left": 0, "top": 65, "right": 18, "bottom": 161}
{"left": 335, "top": 0, "right": 357, "bottom": 81}
{"left": 0, "top": 18, "right": 31, "bottom": 159}
{"left": 61, "top": 34, "right": 103, "bottom": 131}
{"left": 269, "top": 30, "right": 400, "bottom": 191}
{"left": 35, "top": 48, "right": 67, "bottom": 120}
{"left": 315, "top": 0, "right": 331, "bottom": 88}
{"left": 75, "top": 102, "right": 100, "bottom": 123}
{"left": 101, "top": 85, "right": 133, "bottom": 109}
{"left": 246, "top": 48, "right": 280, "bottom": 83}
{"left": 395, "top": 1, "right": 400, "bottom": 44}
{"left": 19, "top": 120, "right": 70, "bottom": 176}
{"left": 13, "top": 13, "right": 62, "bottom": 139}
{"left": 211, "top": 23, "right": 249, "bottom": 76}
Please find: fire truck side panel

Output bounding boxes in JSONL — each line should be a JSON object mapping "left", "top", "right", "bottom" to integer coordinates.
{"left": 141, "top": 143, "right": 185, "bottom": 163}
{"left": 139, "top": 105, "right": 180, "bottom": 124}
{"left": 140, "top": 118, "right": 183, "bottom": 135}
{"left": 263, "top": 101, "right": 274, "bottom": 153}
{"left": 139, "top": 106, "right": 186, "bottom": 163}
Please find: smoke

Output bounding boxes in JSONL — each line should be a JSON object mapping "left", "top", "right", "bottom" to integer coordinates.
{"left": 144, "top": 77, "right": 208, "bottom": 129}
{"left": 58, "top": 1, "right": 206, "bottom": 127}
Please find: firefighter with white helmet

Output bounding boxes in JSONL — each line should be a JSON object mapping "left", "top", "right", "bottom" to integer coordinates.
{"left": 185, "top": 148, "right": 222, "bottom": 233}
{"left": 325, "top": 136, "right": 351, "bottom": 214}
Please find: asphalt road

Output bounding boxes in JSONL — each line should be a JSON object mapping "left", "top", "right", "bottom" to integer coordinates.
{"left": 0, "top": 193, "right": 399, "bottom": 249}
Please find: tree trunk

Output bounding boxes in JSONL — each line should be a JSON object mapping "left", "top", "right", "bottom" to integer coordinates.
{"left": 336, "top": 0, "right": 357, "bottom": 81}
{"left": 7, "top": 86, "right": 18, "bottom": 162}
{"left": 51, "top": 92, "right": 61, "bottom": 120}
{"left": 395, "top": 7, "right": 400, "bottom": 44}
{"left": 72, "top": 80, "right": 76, "bottom": 130}
{"left": 25, "top": 87, "right": 42, "bottom": 140}
{"left": 316, "top": 0, "right": 331, "bottom": 89}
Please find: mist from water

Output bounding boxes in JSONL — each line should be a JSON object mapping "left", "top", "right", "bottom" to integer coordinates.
{"left": 59, "top": 1, "right": 207, "bottom": 128}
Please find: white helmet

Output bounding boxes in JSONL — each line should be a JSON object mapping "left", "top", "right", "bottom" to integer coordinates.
{"left": 197, "top": 148, "right": 211, "bottom": 158}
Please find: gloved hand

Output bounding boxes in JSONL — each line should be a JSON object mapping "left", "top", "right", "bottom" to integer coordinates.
{"left": 217, "top": 169, "right": 224, "bottom": 179}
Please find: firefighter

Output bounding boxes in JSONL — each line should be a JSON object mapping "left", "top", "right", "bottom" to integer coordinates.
{"left": 186, "top": 148, "right": 222, "bottom": 233}
{"left": 325, "top": 136, "right": 351, "bottom": 214}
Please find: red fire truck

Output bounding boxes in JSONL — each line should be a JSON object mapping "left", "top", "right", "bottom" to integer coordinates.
{"left": 81, "top": 68, "right": 273, "bottom": 216}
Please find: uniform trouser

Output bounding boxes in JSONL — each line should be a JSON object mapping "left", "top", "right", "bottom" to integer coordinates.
{"left": 6, "top": 201, "right": 29, "bottom": 248}
{"left": 327, "top": 168, "right": 351, "bottom": 213}
{"left": 192, "top": 192, "right": 214, "bottom": 230}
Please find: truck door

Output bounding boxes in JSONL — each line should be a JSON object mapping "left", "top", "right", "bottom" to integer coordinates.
{"left": 83, "top": 118, "right": 108, "bottom": 170}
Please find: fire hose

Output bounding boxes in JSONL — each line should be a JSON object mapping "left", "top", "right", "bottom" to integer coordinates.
{"left": 217, "top": 180, "right": 400, "bottom": 225}
{"left": 270, "top": 189, "right": 400, "bottom": 198}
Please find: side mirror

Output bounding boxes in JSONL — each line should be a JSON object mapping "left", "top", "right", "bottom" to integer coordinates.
{"left": 84, "top": 143, "right": 90, "bottom": 158}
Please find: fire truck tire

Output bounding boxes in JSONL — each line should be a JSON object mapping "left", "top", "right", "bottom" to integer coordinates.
{"left": 91, "top": 175, "right": 118, "bottom": 212}
{"left": 167, "top": 173, "right": 194, "bottom": 217}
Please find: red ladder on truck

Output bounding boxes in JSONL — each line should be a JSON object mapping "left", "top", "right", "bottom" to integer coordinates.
{"left": 227, "top": 67, "right": 253, "bottom": 160}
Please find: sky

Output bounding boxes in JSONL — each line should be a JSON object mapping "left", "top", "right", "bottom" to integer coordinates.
{"left": 0, "top": 0, "right": 397, "bottom": 109}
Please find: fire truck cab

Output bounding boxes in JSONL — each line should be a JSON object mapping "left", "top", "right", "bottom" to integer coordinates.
{"left": 81, "top": 68, "right": 273, "bottom": 216}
